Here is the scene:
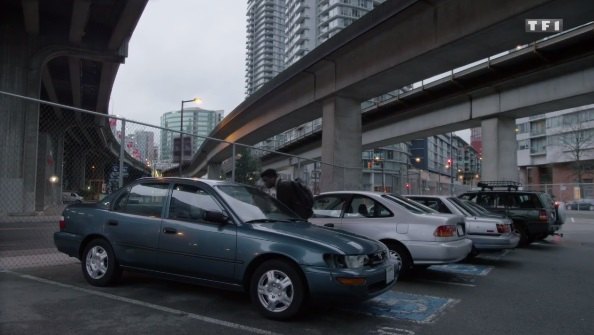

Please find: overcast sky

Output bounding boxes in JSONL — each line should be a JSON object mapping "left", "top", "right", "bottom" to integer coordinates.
{"left": 111, "top": 1, "right": 248, "bottom": 126}
{"left": 110, "top": 1, "right": 471, "bottom": 142}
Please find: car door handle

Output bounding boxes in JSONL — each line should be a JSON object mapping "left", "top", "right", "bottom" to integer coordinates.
{"left": 163, "top": 227, "right": 177, "bottom": 234}
{"left": 107, "top": 220, "right": 119, "bottom": 226}
{"left": 324, "top": 223, "right": 334, "bottom": 228}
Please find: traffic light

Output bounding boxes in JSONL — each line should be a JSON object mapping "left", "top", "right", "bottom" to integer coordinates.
{"left": 405, "top": 183, "right": 411, "bottom": 190}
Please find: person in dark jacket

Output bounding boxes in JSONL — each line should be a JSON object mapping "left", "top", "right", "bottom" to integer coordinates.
{"left": 260, "top": 169, "right": 311, "bottom": 219}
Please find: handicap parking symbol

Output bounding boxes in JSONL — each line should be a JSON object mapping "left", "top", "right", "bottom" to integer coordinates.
{"left": 343, "top": 291, "right": 458, "bottom": 323}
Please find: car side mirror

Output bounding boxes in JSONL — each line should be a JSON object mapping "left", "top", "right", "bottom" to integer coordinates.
{"left": 203, "top": 210, "right": 230, "bottom": 224}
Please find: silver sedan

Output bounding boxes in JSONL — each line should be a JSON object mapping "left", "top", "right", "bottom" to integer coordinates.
{"left": 310, "top": 191, "right": 472, "bottom": 274}
{"left": 406, "top": 195, "right": 520, "bottom": 255}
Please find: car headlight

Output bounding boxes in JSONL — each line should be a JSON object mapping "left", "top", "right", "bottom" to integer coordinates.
{"left": 324, "top": 254, "right": 370, "bottom": 269}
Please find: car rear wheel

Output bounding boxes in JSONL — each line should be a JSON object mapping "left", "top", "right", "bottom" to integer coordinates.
{"left": 82, "top": 239, "right": 121, "bottom": 286}
{"left": 250, "top": 260, "right": 306, "bottom": 320}
{"left": 514, "top": 224, "right": 533, "bottom": 246}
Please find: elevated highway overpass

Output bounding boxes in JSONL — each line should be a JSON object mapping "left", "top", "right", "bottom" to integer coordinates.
{"left": 1, "top": 0, "right": 149, "bottom": 214}
{"left": 258, "top": 23, "right": 594, "bottom": 180}
{"left": 185, "top": 0, "right": 594, "bottom": 191}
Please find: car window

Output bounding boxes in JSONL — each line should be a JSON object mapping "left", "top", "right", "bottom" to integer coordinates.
{"left": 313, "top": 195, "right": 345, "bottom": 218}
{"left": 114, "top": 183, "right": 169, "bottom": 217}
{"left": 168, "top": 184, "right": 222, "bottom": 222}
{"left": 345, "top": 195, "right": 392, "bottom": 218}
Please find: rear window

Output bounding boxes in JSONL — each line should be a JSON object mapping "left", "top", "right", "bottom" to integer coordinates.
{"left": 460, "top": 192, "right": 544, "bottom": 209}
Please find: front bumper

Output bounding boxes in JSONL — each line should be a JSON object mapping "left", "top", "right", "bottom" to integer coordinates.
{"left": 303, "top": 259, "right": 398, "bottom": 302}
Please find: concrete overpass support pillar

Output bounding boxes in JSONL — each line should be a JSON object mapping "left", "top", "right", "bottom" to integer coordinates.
{"left": 207, "top": 163, "right": 223, "bottom": 180}
{"left": 0, "top": 24, "right": 42, "bottom": 214}
{"left": 69, "top": 153, "right": 87, "bottom": 192}
{"left": 481, "top": 117, "right": 519, "bottom": 182}
{"left": 320, "top": 97, "right": 362, "bottom": 192}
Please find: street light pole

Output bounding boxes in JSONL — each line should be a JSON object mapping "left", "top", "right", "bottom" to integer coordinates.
{"left": 179, "top": 97, "right": 201, "bottom": 177}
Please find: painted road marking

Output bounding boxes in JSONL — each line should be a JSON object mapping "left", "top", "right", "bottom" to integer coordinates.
{"left": 344, "top": 291, "right": 459, "bottom": 323}
{"left": 371, "top": 326, "right": 416, "bottom": 334}
{"left": 428, "top": 264, "right": 493, "bottom": 276}
{"left": 4, "top": 271, "right": 281, "bottom": 335}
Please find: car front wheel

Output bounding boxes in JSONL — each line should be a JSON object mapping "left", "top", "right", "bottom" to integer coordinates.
{"left": 250, "top": 260, "right": 306, "bottom": 320}
{"left": 81, "top": 239, "right": 120, "bottom": 286}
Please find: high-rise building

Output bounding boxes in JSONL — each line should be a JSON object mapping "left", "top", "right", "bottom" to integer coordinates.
{"left": 134, "top": 130, "right": 155, "bottom": 164}
{"left": 246, "top": 0, "right": 383, "bottom": 96}
{"left": 245, "top": 0, "right": 287, "bottom": 96}
{"left": 160, "top": 107, "right": 224, "bottom": 163}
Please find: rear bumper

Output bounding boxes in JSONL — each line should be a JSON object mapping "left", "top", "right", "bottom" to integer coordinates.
{"left": 406, "top": 238, "right": 473, "bottom": 265}
{"left": 470, "top": 233, "right": 520, "bottom": 250}
{"left": 54, "top": 232, "right": 82, "bottom": 259}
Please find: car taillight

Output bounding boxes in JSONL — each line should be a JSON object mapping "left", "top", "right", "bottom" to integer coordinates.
{"left": 497, "top": 223, "right": 511, "bottom": 233}
{"left": 59, "top": 216, "right": 65, "bottom": 230}
{"left": 539, "top": 209, "right": 548, "bottom": 221}
{"left": 434, "top": 225, "right": 456, "bottom": 237}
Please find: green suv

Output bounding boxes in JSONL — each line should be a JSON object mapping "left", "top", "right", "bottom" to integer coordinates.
{"left": 459, "top": 181, "right": 560, "bottom": 246}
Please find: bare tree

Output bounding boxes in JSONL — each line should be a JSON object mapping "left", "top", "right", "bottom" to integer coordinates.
{"left": 559, "top": 122, "right": 594, "bottom": 185}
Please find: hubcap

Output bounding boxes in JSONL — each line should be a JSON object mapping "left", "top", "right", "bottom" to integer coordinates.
{"left": 389, "top": 249, "right": 403, "bottom": 265}
{"left": 85, "top": 245, "right": 108, "bottom": 279}
{"left": 257, "top": 269, "right": 293, "bottom": 313}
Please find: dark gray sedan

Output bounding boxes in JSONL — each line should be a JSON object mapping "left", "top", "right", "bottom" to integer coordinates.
{"left": 54, "top": 177, "right": 398, "bottom": 320}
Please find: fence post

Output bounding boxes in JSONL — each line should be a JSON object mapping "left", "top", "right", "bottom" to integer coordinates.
{"left": 119, "top": 119, "right": 125, "bottom": 188}
{"left": 231, "top": 143, "right": 236, "bottom": 182}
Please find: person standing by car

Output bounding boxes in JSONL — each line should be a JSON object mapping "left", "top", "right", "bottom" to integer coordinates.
{"left": 260, "top": 169, "right": 313, "bottom": 219}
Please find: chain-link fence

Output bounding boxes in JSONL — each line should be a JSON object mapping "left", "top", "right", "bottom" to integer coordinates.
{"left": 6, "top": 92, "right": 589, "bottom": 272}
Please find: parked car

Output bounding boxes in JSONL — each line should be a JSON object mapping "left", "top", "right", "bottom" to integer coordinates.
{"left": 405, "top": 195, "right": 519, "bottom": 255}
{"left": 54, "top": 178, "right": 398, "bottom": 320}
{"left": 459, "top": 181, "right": 560, "bottom": 245}
{"left": 566, "top": 198, "right": 594, "bottom": 211}
{"left": 309, "top": 191, "right": 472, "bottom": 274}
{"left": 62, "top": 191, "right": 83, "bottom": 203}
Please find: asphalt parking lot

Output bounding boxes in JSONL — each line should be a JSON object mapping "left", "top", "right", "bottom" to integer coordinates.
{"left": 1, "top": 211, "right": 594, "bottom": 335}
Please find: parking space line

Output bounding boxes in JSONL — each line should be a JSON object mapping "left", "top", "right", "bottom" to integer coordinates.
{"left": 416, "top": 279, "right": 476, "bottom": 287}
{"left": 5, "top": 270, "right": 282, "bottom": 335}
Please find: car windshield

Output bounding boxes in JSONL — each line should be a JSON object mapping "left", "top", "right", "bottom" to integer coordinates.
{"left": 383, "top": 194, "right": 438, "bottom": 214}
{"left": 215, "top": 185, "right": 301, "bottom": 223}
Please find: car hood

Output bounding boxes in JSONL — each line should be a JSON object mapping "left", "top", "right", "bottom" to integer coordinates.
{"left": 251, "top": 221, "right": 383, "bottom": 255}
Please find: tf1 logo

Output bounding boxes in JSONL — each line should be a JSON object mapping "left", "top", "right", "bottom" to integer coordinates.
{"left": 525, "top": 19, "right": 563, "bottom": 33}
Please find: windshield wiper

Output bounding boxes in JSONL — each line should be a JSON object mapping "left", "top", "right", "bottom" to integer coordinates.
{"left": 245, "top": 219, "right": 287, "bottom": 224}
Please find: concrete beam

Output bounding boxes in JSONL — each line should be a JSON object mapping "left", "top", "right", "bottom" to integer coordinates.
{"left": 21, "top": 0, "right": 39, "bottom": 35}
{"left": 69, "top": 0, "right": 91, "bottom": 43}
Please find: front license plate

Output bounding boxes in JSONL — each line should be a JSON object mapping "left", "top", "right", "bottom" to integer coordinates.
{"left": 386, "top": 264, "right": 395, "bottom": 283}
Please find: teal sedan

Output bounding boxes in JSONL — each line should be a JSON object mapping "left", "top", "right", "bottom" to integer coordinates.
{"left": 54, "top": 177, "right": 398, "bottom": 320}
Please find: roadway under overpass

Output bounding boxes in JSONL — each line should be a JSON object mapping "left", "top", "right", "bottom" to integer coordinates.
{"left": 184, "top": 0, "right": 594, "bottom": 191}
{"left": 1, "top": 0, "right": 149, "bottom": 214}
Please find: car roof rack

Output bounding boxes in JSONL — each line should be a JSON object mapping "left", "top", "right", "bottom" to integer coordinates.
{"left": 476, "top": 181, "right": 521, "bottom": 191}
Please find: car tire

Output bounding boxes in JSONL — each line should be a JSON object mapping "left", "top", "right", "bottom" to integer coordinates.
{"left": 250, "top": 259, "right": 306, "bottom": 320}
{"left": 81, "top": 238, "right": 121, "bottom": 287}
{"left": 514, "top": 224, "right": 533, "bottom": 246}
{"left": 384, "top": 241, "right": 412, "bottom": 275}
